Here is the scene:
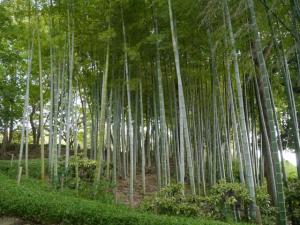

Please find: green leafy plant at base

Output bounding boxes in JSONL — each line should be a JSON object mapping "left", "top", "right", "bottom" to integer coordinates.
{"left": 141, "top": 181, "right": 274, "bottom": 224}
{"left": 58, "top": 154, "right": 97, "bottom": 184}
{"left": 286, "top": 178, "right": 300, "bottom": 225}
{"left": 208, "top": 180, "right": 251, "bottom": 221}
{"left": 232, "top": 160, "right": 242, "bottom": 182}
{"left": 0, "top": 159, "right": 47, "bottom": 179}
{"left": 141, "top": 184, "right": 208, "bottom": 217}
{"left": 57, "top": 156, "right": 114, "bottom": 202}
{"left": 255, "top": 184, "right": 276, "bottom": 225}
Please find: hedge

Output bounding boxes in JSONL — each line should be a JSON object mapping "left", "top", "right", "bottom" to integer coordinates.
{"left": 0, "top": 173, "right": 254, "bottom": 225}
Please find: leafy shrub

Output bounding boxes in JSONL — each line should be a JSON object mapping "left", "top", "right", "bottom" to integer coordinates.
{"left": 208, "top": 181, "right": 251, "bottom": 221}
{"left": 141, "top": 181, "right": 275, "bottom": 224}
{"left": 57, "top": 155, "right": 114, "bottom": 202}
{"left": 286, "top": 179, "right": 300, "bottom": 225}
{"left": 208, "top": 181, "right": 275, "bottom": 224}
{"left": 141, "top": 184, "right": 208, "bottom": 217}
{"left": 70, "top": 155, "right": 97, "bottom": 182}
{"left": 256, "top": 185, "right": 276, "bottom": 224}
{"left": 232, "top": 160, "right": 242, "bottom": 182}
{"left": 58, "top": 154, "right": 112, "bottom": 184}
{"left": 58, "top": 154, "right": 97, "bottom": 184}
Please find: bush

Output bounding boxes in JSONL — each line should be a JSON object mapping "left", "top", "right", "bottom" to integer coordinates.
{"left": 57, "top": 155, "right": 114, "bottom": 202}
{"left": 141, "top": 184, "right": 208, "bottom": 218}
{"left": 0, "top": 173, "right": 240, "bottom": 225}
{"left": 58, "top": 155, "right": 112, "bottom": 184}
{"left": 141, "top": 181, "right": 275, "bottom": 224}
{"left": 256, "top": 185, "right": 276, "bottom": 224}
{"left": 58, "top": 154, "right": 97, "bottom": 184}
{"left": 208, "top": 181, "right": 251, "bottom": 221}
{"left": 232, "top": 160, "right": 242, "bottom": 182}
{"left": 286, "top": 179, "right": 300, "bottom": 225}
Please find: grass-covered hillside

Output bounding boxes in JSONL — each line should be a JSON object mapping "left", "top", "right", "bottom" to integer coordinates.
{"left": 0, "top": 170, "right": 251, "bottom": 225}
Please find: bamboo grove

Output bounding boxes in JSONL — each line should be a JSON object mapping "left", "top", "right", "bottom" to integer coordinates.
{"left": 0, "top": 0, "right": 300, "bottom": 224}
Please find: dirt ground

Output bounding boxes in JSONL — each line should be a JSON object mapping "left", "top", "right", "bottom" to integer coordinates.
{"left": 0, "top": 217, "right": 39, "bottom": 225}
{"left": 116, "top": 167, "right": 158, "bottom": 207}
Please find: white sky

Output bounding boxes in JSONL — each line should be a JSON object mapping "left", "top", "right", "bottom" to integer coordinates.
{"left": 283, "top": 151, "right": 297, "bottom": 166}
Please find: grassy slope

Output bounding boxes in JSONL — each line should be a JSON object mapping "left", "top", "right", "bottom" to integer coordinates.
{"left": 284, "top": 160, "right": 297, "bottom": 179}
{"left": 0, "top": 160, "right": 251, "bottom": 225}
{"left": 0, "top": 159, "right": 44, "bottom": 179}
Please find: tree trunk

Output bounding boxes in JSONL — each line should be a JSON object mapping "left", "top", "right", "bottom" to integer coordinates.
{"left": 247, "top": 0, "right": 287, "bottom": 223}
{"left": 223, "top": 0, "right": 259, "bottom": 220}
{"left": 1, "top": 126, "right": 8, "bottom": 157}
{"left": 65, "top": 12, "right": 74, "bottom": 169}
{"left": 167, "top": 0, "right": 195, "bottom": 195}
{"left": 18, "top": 31, "right": 34, "bottom": 177}
{"left": 121, "top": 6, "right": 134, "bottom": 206}
{"left": 94, "top": 26, "right": 110, "bottom": 184}
{"left": 29, "top": 105, "right": 37, "bottom": 145}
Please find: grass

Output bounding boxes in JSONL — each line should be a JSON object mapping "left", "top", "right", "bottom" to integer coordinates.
{"left": 0, "top": 173, "right": 253, "bottom": 225}
{"left": 0, "top": 160, "right": 252, "bottom": 225}
{"left": 284, "top": 160, "right": 297, "bottom": 179}
{"left": 0, "top": 159, "right": 44, "bottom": 179}
{"left": 0, "top": 159, "right": 115, "bottom": 204}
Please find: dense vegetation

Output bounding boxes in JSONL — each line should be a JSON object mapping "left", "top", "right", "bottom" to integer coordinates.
{"left": 1, "top": 172, "right": 249, "bottom": 225}
{"left": 0, "top": 0, "right": 300, "bottom": 224}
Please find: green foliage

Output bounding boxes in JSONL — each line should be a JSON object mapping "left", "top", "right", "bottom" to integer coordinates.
{"left": 98, "top": 28, "right": 116, "bottom": 42}
{"left": 141, "top": 181, "right": 274, "bottom": 224}
{"left": 61, "top": 154, "right": 97, "bottom": 183}
{"left": 208, "top": 181, "right": 251, "bottom": 221}
{"left": 57, "top": 156, "right": 114, "bottom": 203}
{"left": 0, "top": 159, "right": 46, "bottom": 179}
{"left": 58, "top": 154, "right": 112, "bottom": 182}
{"left": 0, "top": 172, "right": 246, "bottom": 225}
{"left": 285, "top": 179, "right": 300, "bottom": 225}
{"left": 0, "top": 158, "right": 114, "bottom": 203}
{"left": 232, "top": 160, "right": 242, "bottom": 182}
{"left": 256, "top": 185, "right": 276, "bottom": 224}
{"left": 141, "top": 184, "right": 208, "bottom": 217}
{"left": 0, "top": 74, "right": 23, "bottom": 131}
{"left": 284, "top": 160, "right": 297, "bottom": 179}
